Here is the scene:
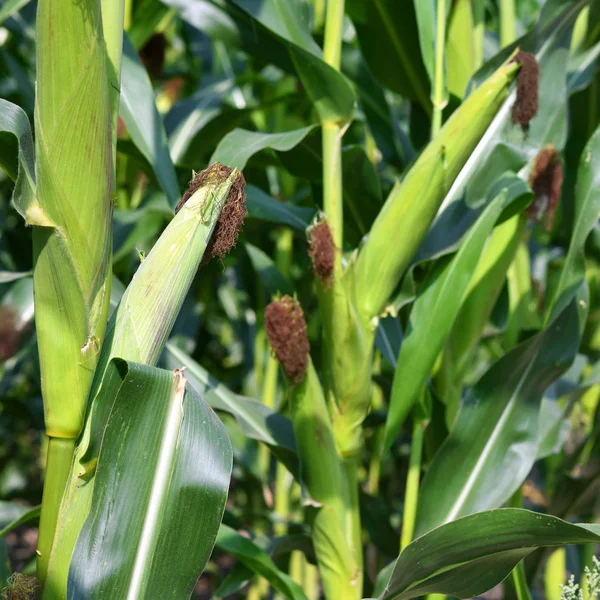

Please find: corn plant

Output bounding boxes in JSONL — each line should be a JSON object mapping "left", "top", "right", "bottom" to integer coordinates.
{"left": 1, "top": 0, "right": 600, "bottom": 599}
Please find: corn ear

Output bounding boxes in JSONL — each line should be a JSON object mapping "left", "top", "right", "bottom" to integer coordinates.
{"left": 44, "top": 165, "right": 244, "bottom": 599}
{"left": 33, "top": 0, "right": 113, "bottom": 439}
{"left": 354, "top": 58, "right": 521, "bottom": 320}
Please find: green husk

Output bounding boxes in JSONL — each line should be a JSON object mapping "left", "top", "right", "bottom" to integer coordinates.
{"left": 354, "top": 57, "right": 521, "bottom": 320}
{"left": 43, "top": 165, "right": 243, "bottom": 599}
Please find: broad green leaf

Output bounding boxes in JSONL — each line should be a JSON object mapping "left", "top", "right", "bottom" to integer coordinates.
{"left": 223, "top": 0, "right": 356, "bottom": 123}
{"left": 216, "top": 524, "right": 308, "bottom": 600}
{"left": 414, "top": 300, "right": 580, "bottom": 538}
{"left": 120, "top": 34, "right": 180, "bottom": 208}
{"left": 376, "top": 509, "right": 600, "bottom": 600}
{"left": 210, "top": 125, "right": 316, "bottom": 169}
{"left": 163, "top": 342, "right": 298, "bottom": 472}
{"left": 68, "top": 359, "right": 232, "bottom": 599}
{"left": 550, "top": 126, "right": 600, "bottom": 324}
{"left": 346, "top": 0, "right": 430, "bottom": 111}
{"left": 166, "top": 79, "right": 232, "bottom": 165}
{"left": 246, "top": 243, "right": 294, "bottom": 297}
{"left": 0, "top": 99, "right": 39, "bottom": 224}
{"left": 384, "top": 179, "right": 529, "bottom": 451}
{"left": 245, "top": 184, "right": 314, "bottom": 230}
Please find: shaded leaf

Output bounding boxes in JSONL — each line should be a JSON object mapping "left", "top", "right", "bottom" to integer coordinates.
{"left": 246, "top": 243, "right": 294, "bottom": 297}
{"left": 245, "top": 184, "right": 315, "bottom": 230}
{"left": 0, "top": 98, "right": 39, "bottom": 224}
{"left": 210, "top": 125, "right": 316, "bottom": 169}
{"left": 120, "top": 34, "right": 180, "bottom": 208}
{"left": 0, "top": 504, "right": 40, "bottom": 538}
{"left": 216, "top": 524, "right": 308, "bottom": 600}
{"left": 346, "top": 0, "right": 430, "bottom": 111}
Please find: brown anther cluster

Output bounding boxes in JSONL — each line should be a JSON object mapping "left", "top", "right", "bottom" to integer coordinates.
{"left": 176, "top": 163, "right": 247, "bottom": 261}
{"left": 309, "top": 220, "right": 335, "bottom": 285}
{"left": 511, "top": 51, "right": 539, "bottom": 132}
{"left": 264, "top": 296, "right": 310, "bottom": 384}
{"left": 527, "top": 146, "right": 563, "bottom": 232}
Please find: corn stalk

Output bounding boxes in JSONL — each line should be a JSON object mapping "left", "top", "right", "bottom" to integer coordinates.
{"left": 31, "top": 0, "right": 115, "bottom": 582}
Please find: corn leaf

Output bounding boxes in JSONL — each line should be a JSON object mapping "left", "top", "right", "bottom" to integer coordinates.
{"left": 120, "top": 34, "right": 180, "bottom": 208}
{"left": 163, "top": 342, "right": 299, "bottom": 474}
{"left": 0, "top": 99, "right": 37, "bottom": 221}
{"left": 346, "top": 0, "right": 430, "bottom": 111}
{"left": 375, "top": 509, "right": 600, "bottom": 600}
{"left": 414, "top": 299, "right": 580, "bottom": 538}
{"left": 68, "top": 359, "right": 232, "bottom": 599}
{"left": 245, "top": 185, "right": 314, "bottom": 230}
{"left": 383, "top": 177, "right": 531, "bottom": 451}
{"left": 211, "top": 125, "right": 316, "bottom": 169}
{"left": 549, "top": 125, "right": 600, "bottom": 323}
{"left": 0, "top": 0, "right": 31, "bottom": 26}
{"left": 216, "top": 524, "right": 308, "bottom": 600}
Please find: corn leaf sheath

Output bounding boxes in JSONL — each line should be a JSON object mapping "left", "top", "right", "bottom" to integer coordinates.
{"left": 33, "top": 0, "right": 113, "bottom": 581}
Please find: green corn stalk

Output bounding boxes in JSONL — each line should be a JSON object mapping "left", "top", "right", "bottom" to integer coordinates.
{"left": 282, "top": 358, "right": 360, "bottom": 599}
{"left": 32, "top": 0, "right": 114, "bottom": 581}
{"left": 43, "top": 166, "right": 243, "bottom": 599}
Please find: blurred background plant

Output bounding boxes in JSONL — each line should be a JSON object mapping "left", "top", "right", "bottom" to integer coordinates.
{"left": 0, "top": 0, "right": 600, "bottom": 598}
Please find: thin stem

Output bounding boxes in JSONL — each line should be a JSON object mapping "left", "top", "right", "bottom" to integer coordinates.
{"left": 323, "top": 0, "right": 345, "bottom": 70}
{"left": 512, "top": 561, "right": 534, "bottom": 600}
{"left": 322, "top": 0, "right": 345, "bottom": 251}
{"left": 322, "top": 122, "right": 344, "bottom": 258}
{"left": 500, "top": 0, "right": 516, "bottom": 48}
{"left": 37, "top": 437, "right": 76, "bottom": 585}
{"left": 431, "top": 0, "right": 447, "bottom": 138}
{"left": 400, "top": 419, "right": 424, "bottom": 550}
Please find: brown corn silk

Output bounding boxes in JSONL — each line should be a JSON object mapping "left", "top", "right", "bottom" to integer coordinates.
{"left": 265, "top": 296, "right": 310, "bottom": 384}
